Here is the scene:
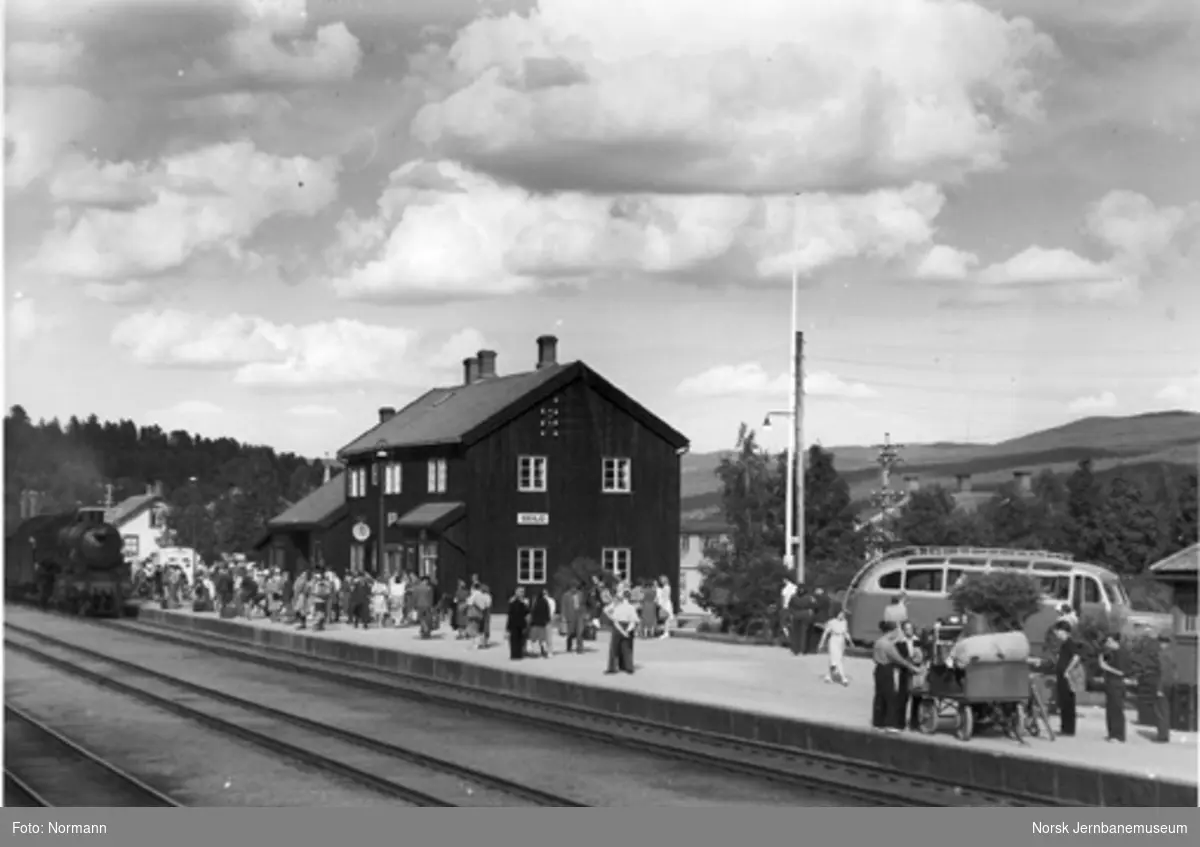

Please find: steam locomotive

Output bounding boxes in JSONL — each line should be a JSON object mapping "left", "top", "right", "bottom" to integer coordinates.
{"left": 5, "top": 507, "right": 129, "bottom": 616}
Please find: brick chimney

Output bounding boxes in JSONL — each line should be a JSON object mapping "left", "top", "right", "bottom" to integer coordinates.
{"left": 956, "top": 473, "right": 972, "bottom": 493}
{"left": 476, "top": 349, "right": 497, "bottom": 379}
{"left": 155, "top": 481, "right": 164, "bottom": 497}
{"left": 463, "top": 357, "right": 480, "bottom": 385}
{"left": 904, "top": 475, "right": 920, "bottom": 493}
{"left": 1013, "top": 471, "right": 1032, "bottom": 495}
{"left": 536, "top": 335, "right": 559, "bottom": 369}
{"left": 378, "top": 406, "right": 396, "bottom": 424}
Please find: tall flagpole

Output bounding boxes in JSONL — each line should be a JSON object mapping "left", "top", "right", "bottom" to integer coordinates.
{"left": 783, "top": 215, "right": 798, "bottom": 582}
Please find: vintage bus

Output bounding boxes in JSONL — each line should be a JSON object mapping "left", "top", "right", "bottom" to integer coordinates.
{"left": 843, "top": 546, "right": 1131, "bottom": 654}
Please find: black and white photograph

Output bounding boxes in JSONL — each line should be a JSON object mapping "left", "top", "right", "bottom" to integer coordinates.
{"left": 3, "top": 0, "right": 1198, "bottom": 812}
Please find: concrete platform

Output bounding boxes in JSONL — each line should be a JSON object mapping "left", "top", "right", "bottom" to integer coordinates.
{"left": 128, "top": 606, "right": 1197, "bottom": 806}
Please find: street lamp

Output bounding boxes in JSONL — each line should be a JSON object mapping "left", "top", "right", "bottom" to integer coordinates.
{"left": 762, "top": 410, "right": 800, "bottom": 584}
{"left": 187, "top": 477, "right": 198, "bottom": 576}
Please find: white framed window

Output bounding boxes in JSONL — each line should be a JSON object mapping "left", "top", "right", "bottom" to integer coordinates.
{"left": 517, "top": 547, "right": 548, "bottom": 584}
{"left": 427, "top": 458, "right": 447, "bottom": 493}
{"left": 679, "top": 535, "right": 691, "bottom": 556}
{"left": 348, "top": 467, "right": 367, "bottom": 498}
{"left": 518, "top": 455, "right": 548, "bottom": 492}
{"left": 383, "top": 461, "right": 403, "bottom": 495}
{"left": 602, "top": 457, "right": 632, "bottom": 493}
{"left": 350, "top": 544, "right": 366, "bottom": 572}
{"left": 420, "top": 542, "right": 439, "bottom": 579}
{"left": 602, "top": 547, "right": 631, "bottom": 582}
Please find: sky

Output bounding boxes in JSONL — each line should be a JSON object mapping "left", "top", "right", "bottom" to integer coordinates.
{"left": 4, "top": 0, "right": 1199, "bottom": 458}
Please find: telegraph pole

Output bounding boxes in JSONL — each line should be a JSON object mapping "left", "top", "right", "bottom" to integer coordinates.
{"left": 869, "top": 433, "right": 907, "bottom": 551}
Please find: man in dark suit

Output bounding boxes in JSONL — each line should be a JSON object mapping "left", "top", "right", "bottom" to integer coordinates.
{"left": 349, "top": 574, "right": 372, "bottom": 629}
{"left": 411, "top": 576, "right": 435, "bottom": 638}
{"left": 562, "top": 581, "right": 588, "bottom": 654}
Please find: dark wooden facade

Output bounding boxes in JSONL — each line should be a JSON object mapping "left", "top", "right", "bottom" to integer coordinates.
{"left": 254, "top": 473, "right": 351, "bottom": 577}
{"left": 339, "top": 338, "right": 688, "bottom": 611}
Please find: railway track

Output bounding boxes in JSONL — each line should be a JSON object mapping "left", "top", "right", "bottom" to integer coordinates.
{"left": 4, "top": 704, "right": 181, "bottom": 807}
{"left": 5, "top": 627, "right": 583, "bottom": 808}
{"left": 86, "top": 615, "right": 1072, "bottom": 806}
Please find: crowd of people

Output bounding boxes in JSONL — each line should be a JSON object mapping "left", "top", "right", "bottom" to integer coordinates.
{"left": 864, "top": 596, "right": 1181, "bottom": 745}
{"left": 144, "top": 559, "right": 678, "bottom": 675}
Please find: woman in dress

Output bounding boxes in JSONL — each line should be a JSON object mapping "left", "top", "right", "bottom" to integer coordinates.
{"left": 639, "top": 581, "right": 658, "bottom": 638}
{"left": 818, "top": 609, "right": 851, "bottom": 686}
{"left": 655, "top": 576, "right": 675, "bottom": 640}
{"left": 371, "top": 577, "right": 390, "bottom": 627}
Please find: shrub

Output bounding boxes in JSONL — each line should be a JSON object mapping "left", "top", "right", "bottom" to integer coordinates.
{"left": 550, "top": 557, "right": 615, "bottom": 601}
{"left": 949, "top": 570, "right": 1043, "bottom": 633}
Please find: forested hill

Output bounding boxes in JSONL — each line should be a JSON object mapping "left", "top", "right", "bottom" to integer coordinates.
{"left": 3, "top": 406, "right": 329, "bottom": 555}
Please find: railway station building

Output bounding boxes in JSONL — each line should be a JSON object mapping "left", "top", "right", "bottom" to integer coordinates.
{"left": 335, "top": 335, "right": 689, "bottom": 611}
{"left": 254, "top": 466, "right": 350, "bottom": 576}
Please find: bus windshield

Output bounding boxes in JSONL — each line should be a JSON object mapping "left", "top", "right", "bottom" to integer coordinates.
{"left": 1102, "top": 578, "right": 1129, "bottom": 606}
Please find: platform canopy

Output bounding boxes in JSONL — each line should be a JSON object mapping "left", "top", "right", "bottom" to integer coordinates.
{"left": 393, "top": 501, "right": 465, "bottom": 532}
{"left": 1150, "top": 543, "right": 1199, "bottom": 583}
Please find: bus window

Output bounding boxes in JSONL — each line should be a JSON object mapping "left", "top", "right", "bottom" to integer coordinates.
{"left": 907, "top": 557, "right": 947, "bottom": 566}
{"left": 948, "top": 557, "right": 986, "bottom": 566}
{"left": 1083, "top": 577, "right": 1102, "bottom": 604}
{"left": 946, "top": 568, "right": 967, "bottom": 589}
{"left": 1036, "top": 575, "right": 1070, "bottom": 602}
{"left": 877, "top": 569, "right": 903, "bottom": 590}
{"left": 905, "top": 567, "right": 944, "bottom": 593}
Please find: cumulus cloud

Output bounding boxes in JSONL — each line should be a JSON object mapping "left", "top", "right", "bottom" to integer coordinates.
{"left": 331, "top": 159, "right": 950, "bottom": 301}
{"left": 5, "top": 86, "right": 104, "bottom": 189}
{"left": 28, "top": 141, "right": 340, "bottom": 285}
{"left": 1067, "top": 391, "right": 1118, "bottom": 414}
{"left": 223, "top": 22, "right": 362, "bottom": 85}
{"left": 1156, "top": 374, "right": 1200, "bottom": 409}
{"left": 6, "top": 34, "right": 86, "bottom": 82}
{"left": 410, "top": 0, "right": 1056, "bottom": 195}
{"left": 676, "top": 362, "right": 877, "bottom": 400}
{"left": 932, "top": 190, "right": 1196, "bottom": 305}
{"left": 7, "top": 296, "right": 42, "bottom": 344}
{"left": 109, "top": 309, "right": 482, "bottom": 390}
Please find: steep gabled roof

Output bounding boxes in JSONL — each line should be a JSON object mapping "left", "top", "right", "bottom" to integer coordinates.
{"left": 266, "top": 472, "right": 347, "bottom": 531}
{"left": 339, "top": 361, "right": 689, "bottom": 459}
{"left": 106, "top": 494, "right": 164, "bottom": 527}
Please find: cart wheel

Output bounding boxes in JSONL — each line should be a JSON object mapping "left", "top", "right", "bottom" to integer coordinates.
{"left": 956, "top": 704, "right": 974, "bottom": 741}
{"left": 1023, "top": 702, "right": 1040, "bottom": 737}
{"left": 917, "top": 699, "right": 940, "bottom": 735}
{"left": 1009, "top": 703, "right": 1027, "bottom": 742}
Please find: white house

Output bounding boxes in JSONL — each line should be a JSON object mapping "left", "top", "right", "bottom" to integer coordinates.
{"left": 106, "top": 487, "right": 171, "bottom": 565}
{"left": 678, "top": 518, "right": 732, "bottom": 615}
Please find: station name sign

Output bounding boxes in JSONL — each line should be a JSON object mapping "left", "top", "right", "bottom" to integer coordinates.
{"left": 517, "top": 512, "right": 549, "bottom": 526}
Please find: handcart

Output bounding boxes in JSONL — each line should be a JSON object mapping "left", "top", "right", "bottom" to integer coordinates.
{"left": 914, "top": 619, "right": 1054, "bottom": 742}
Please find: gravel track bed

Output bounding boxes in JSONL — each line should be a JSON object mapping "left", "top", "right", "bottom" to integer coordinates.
{"left": 20, "top": 615, "right": 855, "bottom": 806}
{"left": 4, "top": 651, "right": 411, "bottom": 807}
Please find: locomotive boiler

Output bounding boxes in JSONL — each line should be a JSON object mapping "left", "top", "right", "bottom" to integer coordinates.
{"left": 6, "top": 508, "right": 129, "bottom": 616}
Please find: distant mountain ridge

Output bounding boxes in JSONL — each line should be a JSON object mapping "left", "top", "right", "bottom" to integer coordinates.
{"left": 681, "top": 410, "right": 1199, "bottom": 515}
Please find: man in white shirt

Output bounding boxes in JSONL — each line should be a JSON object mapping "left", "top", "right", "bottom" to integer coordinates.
{"left": 780, "top": 578, "right": 798, "bottom": 639}
{"left": 604, "top": 590, "right": 638, "bottom": 675}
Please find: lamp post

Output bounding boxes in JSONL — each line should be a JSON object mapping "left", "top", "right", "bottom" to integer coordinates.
{"left": 187, "top": 476, "right": 198, "bottom": 574}
{"left": 762, "top": 407, "right": 803, "bottom": 585}
{"left": 375, "top": 444, "right": 388, "bottom": 577}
